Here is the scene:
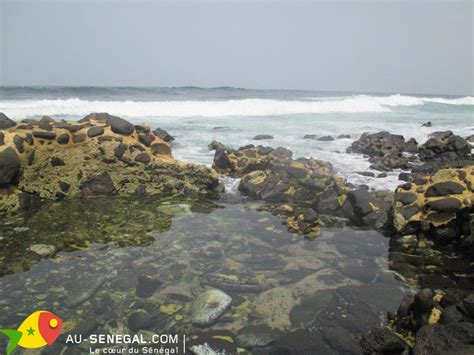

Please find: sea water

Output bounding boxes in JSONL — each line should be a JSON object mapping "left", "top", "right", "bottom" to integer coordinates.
{"left": 1, "top": 86, "right": 472, "bottom": 190}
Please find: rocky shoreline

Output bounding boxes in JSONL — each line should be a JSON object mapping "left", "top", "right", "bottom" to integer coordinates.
{"left": 0, "top": 111, "right": 472, "bottom": 354}
{"left": 0, "top": 112, "right": 219, "bottom": 214}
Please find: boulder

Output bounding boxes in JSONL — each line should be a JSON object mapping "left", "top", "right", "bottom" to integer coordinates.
{"left": 77, "top": 172, "right": 115, "bottom": 198}
{"left": 0, "top": 113, "right": 16, "bottom": 129}
{"left": 0, "top": 148, "right": 21, "bottom": 186}
{"left": 190, "top": 289, "right": 232, "bottom": 326}
{"left": 153, "top": 128, "right": 175, "bottom": 142}
{"left": 347, "top": 131, "right": 407, "bottom": 157}
{"left": 360, "top": 327, "right": 407, "bottom": 354}
{"left": 425, "top": 181, "right": 465, "bottom": 197}
{"left": 317, "top": 135, "right": 335, "bottom": 141}
{"left": 87, "top": 126, "right": 104, "bottom": 138}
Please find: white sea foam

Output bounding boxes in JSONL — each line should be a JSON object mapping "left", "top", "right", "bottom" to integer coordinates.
{"left": 1, "top": 94, "right": 472, "bottom": 119}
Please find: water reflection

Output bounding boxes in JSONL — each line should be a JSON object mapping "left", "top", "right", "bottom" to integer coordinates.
{"left": 0, "top": 197, "right": 409, "bottom": 354}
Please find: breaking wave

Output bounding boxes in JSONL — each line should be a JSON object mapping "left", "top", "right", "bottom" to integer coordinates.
{"left": 0, "top": 94, "right": 472, "bottom": 119}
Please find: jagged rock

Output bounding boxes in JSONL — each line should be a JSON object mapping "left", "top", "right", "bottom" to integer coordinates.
{"left": 420, "top": 132, "right": 471, "bottom": 161}
{"left": 413, "top": 323, "right": 474, "bottom": 355}
{"left": 360, "top": 327, "right": 407, "bottom": 354}
{"left": 371, "top": 151, "right": 410, "bottom": 171}
{"left": 0, "top": 148, "right": 21, "bottom": 186}
{"left": 0, "top": 113, "right": 16, "bottom": 129}
{"left": 347, "top": 131, "right": 408, "bottom": 157}
{"left": 190, "top": 289, "right": 232, "bottom": 326}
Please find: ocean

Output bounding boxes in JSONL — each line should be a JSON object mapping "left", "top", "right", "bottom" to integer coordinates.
{"left": 1, "top": 86, "right": 472, "bottom": 190}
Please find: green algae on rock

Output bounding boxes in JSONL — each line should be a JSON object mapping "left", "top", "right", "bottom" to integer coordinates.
{"left": 0, "top": 112, "right": 219, "bottom": 214}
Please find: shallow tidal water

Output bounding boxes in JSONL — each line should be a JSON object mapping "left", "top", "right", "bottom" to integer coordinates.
{"left": 0, "top": 194, "right": 413, "bottom": 354}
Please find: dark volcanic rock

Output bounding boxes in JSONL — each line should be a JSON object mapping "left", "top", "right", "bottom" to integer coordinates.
{"left": 138, "top": 133, "right": 155, "bottom": 147}
{"left": 135, "top": 275, "right": 162, "bottom": 298}
{"left": 425, "top": 197, "right": 462, "bottom": 213}
{"left": 0, "top": 132, "right": 4, "bottom": 146}
{"left": 114, "top": 143, "right": 128, "bottom": 158}
{"left": 413, "top": 323, "right": 474, "bottom": 355}
{"left": 347, "top": 131, "right": 407, "bottom": 157}
{"left": 50, "top": 157, "right": 65, "bottom": 167}
{"left": 87, "top": 126, "right": 104, "bottom": 138}
{"left": 0, "top": 113, "right": 16, "bottom": 129}
{"left": 78, "top": 172, "right": 115, "bottom": 198}
{"left": 425, "top": 181, "right": 465, "bottom": 197}
{"left": 134, "top": 152, "right": 151, "bottom": 164}
{"left": 153, "top": 128, "right": 175, "bottom": 142}
{"left": 360, "top": 327, "right": 407, "bottom": 354}
{"left": 253, "top": 134, "right": 274, "bottom": 140}
{"left": 13, "top": 135, "right": 24, "bottom": 153}
{"left": 318, "top": 135, "right": 335, "bottom": 141}
{"left": 72, "top": 133, "right": 87, "bottom": 143}
{"left": 0, "top": 148, "right": 21, "bottom": 186}
{"left": 32, "top": 130, "right": 56, "bottom": 140}
{"left": 82, "top": 112, "right": 134, "bottom": 135}
{"left": 127, "top": 311, "right": 154, "bottom": 331}
{"left": 57, "top": 133, "right": 70, "bottom": 144}
{"left": 303, "top": 134, "right": 318, "bottom": 140}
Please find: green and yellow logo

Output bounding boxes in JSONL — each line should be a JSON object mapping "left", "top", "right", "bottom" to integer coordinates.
{"left": 0, "top": 311, "right": 62, "bottom": 355}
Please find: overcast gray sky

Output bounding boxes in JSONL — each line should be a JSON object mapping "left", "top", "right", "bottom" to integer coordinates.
{"left": 1, "top": 0, "right": 473, "bottom": 95}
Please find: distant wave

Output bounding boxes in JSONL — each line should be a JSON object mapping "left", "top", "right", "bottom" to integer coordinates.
{"left": 0, "top": 94, "right": 472, "bottom": 118}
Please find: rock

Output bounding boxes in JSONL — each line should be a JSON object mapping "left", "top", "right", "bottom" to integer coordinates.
{"left": 394, "top": 192, "right": 418, "bottom": 205}
{"left": 77, "top": 172, "right": 115, "bottom": 198}
{"left": 134, "top": 124, "right": 150, "bottom": 134}
{"left": 208, "top": 140, "right": 224, "bottom": 151}
{"left": 114, "top": 143, "right": 127, "bottom": 158}
{"left": 135, "top": 275, "right": 162, "bottom": 298}
{"left": 87, "top": 126, "right": 104, "bottom": 138}
{"left": 317, "top": 135, "right": 335, "bottom": 141}
{"left": 303, "top": 134, "right": 318, "bottom": 140}
{"left": 425, "top": 181, "right": 465, "bottom": 197}
{"left": 190, "top": 289, "right": 232, "bottom": 326}
{"left": 377, "top": 173, "right": 387, "bottom": 178}
{"left": 50, "top": 157, "right": 65, "bottom": 167}
{"left": 107, "top": 115, "right": 134, "bottom": 135}
{"left": 127, "top": 311, "right": 154, "bottom": 331}
{"left": 236, "top": 325, "right": 278, "bottom": 349}
{"left": 425, "top": 198, "right": 462, "bottom": 213}
{"left": 414, "top": 288, "right": 434, "bottom": 313}
{"left": 72, "top": 133, "right": 86, "bottom": 143}
{"left": 57, "top": 133, "right": 70, "bottom": 144}
{"left": 420, "top": 133, "right": 471, "bottom": 161}
{"left": 360, "top": 327, "right": 408, "bottom": 354}
{"left": 0, "top": 132, "right": 4, "bottom": 145}
{"left": 462, "top": 294, "right": 474, "bottom": 318}
{"left": 188, "top": 331, "right": 237, "bottom": 354}
{"left": 337, "top": 134, "right": 351, "bottom": 139}
{"left": 440, "top": 305, "right": 462, "bottom": 324}
{"left": 347, "top": 131, "right": 407, "bottom": 157}
{"left": 399, "top": 172, "right": 413, "bottom": 182}
{"left": 153, "top": 128, "right": 174, "bottom": 142}
{"left": 150, "top": 142, "right": 171, "bottom": 156}
{"left": 371, "top": 151, "right": 409, "bottom": 171}
{"left": 134, "top": 152, "right": 151, "bottom": 165}
{"left": 413, "top": 323, "right": 474, "bottom": 355}
{"left": 38, "top": 116, "right": 54, "bottom": 131}
{"left": 32, "top": 130, "right": 56, "bottom": 140}
{"left": 466, "top": 135, "right": 474, "bottom": 143}
{"left": 13, "top": 135, "right": 24, "bottom": 153}
{"left": 0, "top": 148, "right": 21, "bottom": 186}
{"left": 0, "top": 113, "right": 16, "bottom": 129}
{"left": 138, "top": 133, "right": 155, "bottom": 147}
{"left": 356, "top": 171, "right": 375, "bottom": 177}
{"left": 422, "top": 121, "right": 432, "bottom": 127}
{"left": 28, "top": 244, "right": 55, "bottom": 256}
{"left": 253, "top": 134, "right": 273, "bottom": 140}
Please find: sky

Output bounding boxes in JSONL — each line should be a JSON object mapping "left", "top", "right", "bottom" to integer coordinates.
{"left": 1, "top": 0, "right": 473, "bottom": 95}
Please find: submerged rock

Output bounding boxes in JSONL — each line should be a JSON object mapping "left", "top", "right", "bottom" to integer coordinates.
{"left": 236, "top": 325, "right": 279, "bottom": 349}
{"left": 190, "top": 289, "right": 232, "bottom": 326}
{"left": 28, "top": 243, "right": 55, "bottom": 257}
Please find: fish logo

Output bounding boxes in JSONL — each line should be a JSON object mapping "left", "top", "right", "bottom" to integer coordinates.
{"left": 0, "top": 311, "right": 62, "bottom": 355}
